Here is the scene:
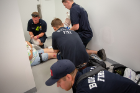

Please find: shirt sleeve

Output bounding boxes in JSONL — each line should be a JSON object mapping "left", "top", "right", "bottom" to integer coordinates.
{"left": 41, "top": 21, "right": 47, "bottom": 32}
{"left": 52, "top": 33, "right": 58, "bottom": 50}
{"left": 70, "top": 8, "right": 80, "bottom": 25}
{"left": 27, "top": 20, "right": 32, "bottom": 31}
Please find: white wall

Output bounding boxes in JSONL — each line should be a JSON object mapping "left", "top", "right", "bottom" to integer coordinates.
{"left": 17, "top": 0, "right": 39, "bottom": 41}
{"left": 41, "top": 0, "right": 56, "bottom": 37}
{"left": 0, "top": 0, "right": 36, "bottom": 93}
{"left": 55, "top": 0, "right": 69, "bottom": 23}
{"left": 55, "top": 0, "right": 140, "bottom": 71}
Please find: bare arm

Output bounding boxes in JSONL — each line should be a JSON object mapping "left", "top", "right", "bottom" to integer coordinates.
{"left": 26, "top": 41, "right": 33, "bottom": 60}
{"left": 69, "top": 24, "right": 79, "bottom": 31}
{"left": 37, "top": 32, "right": 45, "bottom": 38}
{"left": 34, "top": 32, "right": 45, "bottom": 40}
{"left": 29, "top": 31, "right": 34, "bottom": 39}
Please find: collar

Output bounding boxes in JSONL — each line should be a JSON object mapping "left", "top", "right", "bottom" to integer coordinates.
{"left": 56, "top": 27, "right": 68, "bottom": 32}
{"left": 72, "top": 71, "right": 81, "bottom": 90}
{"left": 72, "top": 2, "right": 76, "bottom": 8}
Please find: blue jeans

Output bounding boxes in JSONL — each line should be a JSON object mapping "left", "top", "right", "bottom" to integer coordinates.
{"left": 31, "top": 49, "right": 48, "bottom": 66}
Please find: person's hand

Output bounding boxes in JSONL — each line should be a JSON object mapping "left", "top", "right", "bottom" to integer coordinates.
{"left": 64, "top": 18, "right": 71, "bottom": 27}
{"left": 34, "top": 36, "right": 38, "bottom": 40}
{"left": 30, "top": 35, "right": 34, "bottom": 39}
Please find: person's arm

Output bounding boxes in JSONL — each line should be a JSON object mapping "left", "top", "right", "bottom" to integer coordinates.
{"left": 70, "top": 8, "right": 80, "bottom": 31}
{"left": 34, "top": 32, "right": 45, "bottom": 40}
{"left": 26, "top": 41, "right": 33, "bottom": 60}
{"left": 29, "top": 31, "right": 34, "bottom": 39}
{"left": 69, "top": 24, "right": 79, "bottom": 31}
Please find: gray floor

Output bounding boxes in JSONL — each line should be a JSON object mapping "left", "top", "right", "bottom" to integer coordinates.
{"left": 31, "top": 38, "right": 112, "bottom": 93}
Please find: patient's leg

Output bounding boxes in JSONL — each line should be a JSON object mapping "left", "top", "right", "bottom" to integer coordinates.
{"left": 43, "top": 48, "right": 54, "bottom": 53}
{"left": 86, "top": 49, "right": 97, "bottom": 55}
{"left": 47, "top": 53, "right": 57, "bottom": 59}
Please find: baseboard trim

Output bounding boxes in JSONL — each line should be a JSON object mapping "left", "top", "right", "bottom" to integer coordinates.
{"left": 106, "top": 58, "right": 119, "bottom": 64}
{"left": 24, "top": 87, "right": 37, "bottom": 93}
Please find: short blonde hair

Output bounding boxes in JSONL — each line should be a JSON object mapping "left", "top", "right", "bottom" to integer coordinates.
{"left": 31, "top": 12, "right": 40, "bottom": 17}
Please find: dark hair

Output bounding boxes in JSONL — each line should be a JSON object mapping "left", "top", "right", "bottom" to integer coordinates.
{"left": 31, "top": 12, "right": 40, "bottom": 17}
{"left": 62, "top": 0, "right": 73, "bottom": 3}
{"left": 51, "top": 18, "right": 63, "bottom": 28}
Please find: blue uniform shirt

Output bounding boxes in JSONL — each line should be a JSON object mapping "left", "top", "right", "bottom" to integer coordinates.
{"left": 72, "top": 66, "right": 140, "bottom": 93}
{"left": 52, "top": 27, "right": 89, "bottom": 67}
{"left": 70, "top": 3, "right": 93, "bottom": 38}
{"left": 27, "top": 19, "right": 47, "bottom": 38}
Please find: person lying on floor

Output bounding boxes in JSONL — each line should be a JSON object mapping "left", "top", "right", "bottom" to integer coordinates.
{"left": 26, "top": 41, "right": 56, "bottom": 66}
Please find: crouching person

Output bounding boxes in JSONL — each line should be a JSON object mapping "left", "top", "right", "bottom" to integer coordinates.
{"left": 45, "top": 59, "right": 140, "bottom": 93}
{"left": 26, "top": 41, "right": 56, "bottom": 66}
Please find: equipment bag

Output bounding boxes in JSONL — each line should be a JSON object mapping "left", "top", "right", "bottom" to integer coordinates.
{"left": 110, "top": 64, "right": 140, "bottom": 85}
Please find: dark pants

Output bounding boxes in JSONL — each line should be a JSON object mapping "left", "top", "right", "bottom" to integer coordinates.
{"left": 57, "top": 51, "right": 63, "bottom": 60}
{"left": 79, "top": 36, "right": 92, "bottom": 47}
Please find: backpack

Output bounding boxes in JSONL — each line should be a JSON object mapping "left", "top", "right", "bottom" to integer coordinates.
{"left": 110, "top": 64, "right": 140, "bottom": 85}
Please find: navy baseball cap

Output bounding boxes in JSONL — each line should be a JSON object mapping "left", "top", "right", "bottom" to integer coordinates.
{"left": 45, "top": 59, "right": 75, "bottom": 86}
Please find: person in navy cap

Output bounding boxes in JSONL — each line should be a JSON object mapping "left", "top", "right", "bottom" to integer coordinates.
{"left": 62, "top": 0, "right": 106, "bottom": 61}
{"left": 45, "top": 59, "right": 140, "bottom": 93}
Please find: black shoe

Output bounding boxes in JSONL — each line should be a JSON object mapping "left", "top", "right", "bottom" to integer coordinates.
{"left": 97, "top": 49, "right": 106, "bottom": 61}
{"left": 39, "top": 44, "right": 44, "bottom": 48}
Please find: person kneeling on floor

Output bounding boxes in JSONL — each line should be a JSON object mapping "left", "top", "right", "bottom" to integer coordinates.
{"left": 45, "top": 59, "right": 140, "bottom": 93}
{"left": 26, "top": 41, "right": 56, "bottom": 66}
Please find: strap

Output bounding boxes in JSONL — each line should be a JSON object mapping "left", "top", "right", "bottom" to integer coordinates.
{"left": 76, "top": 66, "right": 105, "bottom": 87}
{"left": 137, "top": 78, "right": 140, "bottom": 84}
{"left": 39, "top": 53, "right": 43, "bottom": 63}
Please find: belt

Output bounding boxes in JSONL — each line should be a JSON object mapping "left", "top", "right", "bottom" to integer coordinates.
{"left": 77, "top": 62, "right": 87, "bottom": 71}
{"left": 39, "top": 53, "right": 43, "bottom": 63}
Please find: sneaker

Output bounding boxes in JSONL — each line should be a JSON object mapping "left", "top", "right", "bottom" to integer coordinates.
{"left": 39, "top": 44, "right": 44, "bottom": 48}
{"left": 97, "top": 49, "right": 106, "bottom": 61}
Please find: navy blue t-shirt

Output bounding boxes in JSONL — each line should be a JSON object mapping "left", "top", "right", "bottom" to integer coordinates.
{"left": 70, "top": 3, "right": 93, "bottom": 38}
{"left": 27, "top": 19, "right": 47, "bottom": 38}
{"left": 52, "top": 27, "right": 89, "bottom": 67}
{"left": 72, "top": 66, "right": 140, "bottom": 93}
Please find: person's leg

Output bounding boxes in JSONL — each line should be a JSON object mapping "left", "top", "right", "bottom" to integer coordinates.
{"left": 47, "top": 53, "right": 57, "bottom": 60}
{"left": 38, "top": 36, "right": 47, "bottom": 48}
{"left": 86, "top": 49, "right": 97, "bottom": 55}
{"left": 41, "top": 52, "right": 56, "bottom": 62}
{"left": 79, "top": 36, "right": 91, "bottom": 47}
{"left": 38, "top": 49, "right": 56, "bottom": 61}
{"left": 31, "top": 55, "right": 40, "bottom": 66}
{"left": 79, "top": 36, "right": 106, "bottom": 61}
{"left": 43, "top": 48, "right": 54, "bottom": 53}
